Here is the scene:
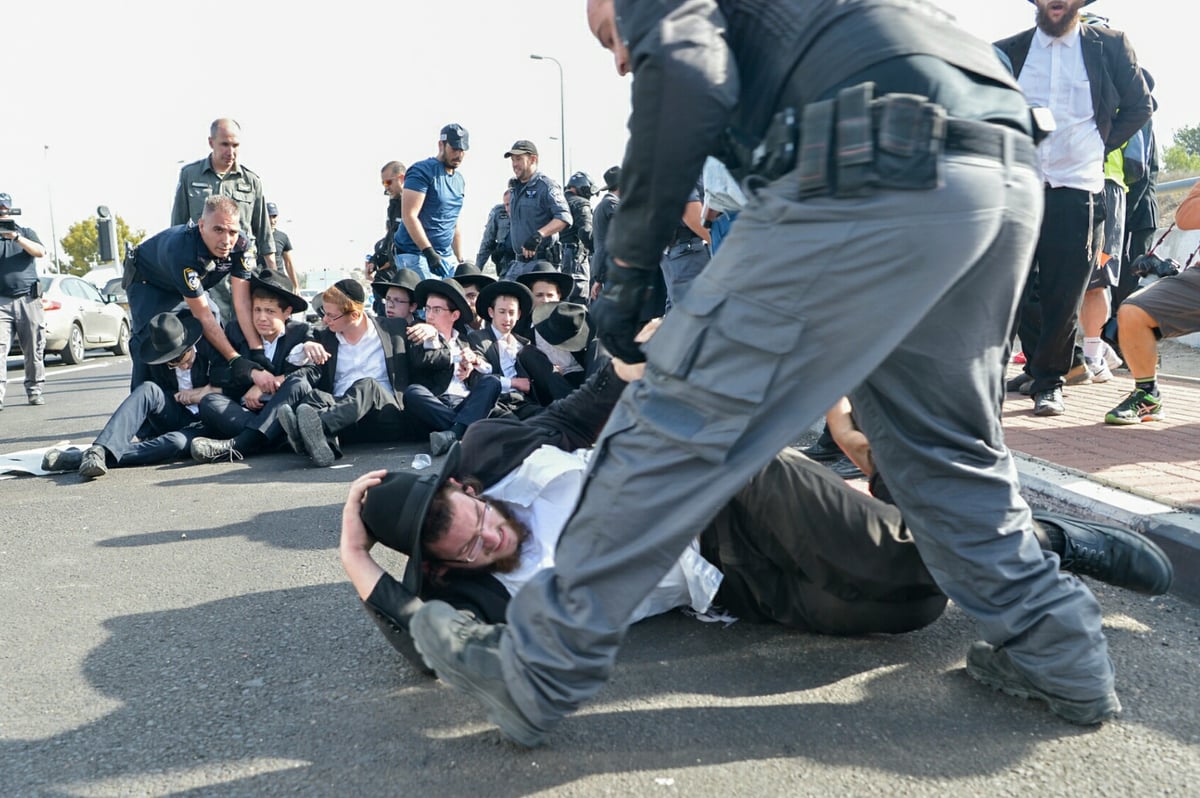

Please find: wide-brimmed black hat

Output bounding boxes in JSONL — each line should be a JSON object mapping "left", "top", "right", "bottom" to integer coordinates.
{"left": 140, "top": 311, "right": 203, "bottom": 365}
{"left": 372, "top": 267, "right": 421, "bottom": 298}
{"left": 415, "top": 278, "right": 474, "bottom": 321}
{"left": 360, "top": 443, "right": 462, "bottom": 593}
{"left": 453, "top": 261, "right": 496, "bottom": 290}
{"left": 476, "top": 280, "right": 533, "bottom": 323}
{"left": 602, "top": 165, "right": 620, "bottom": 191}
{"left": 515, "top": 261, "right": 573, "bottom": 299}
{"left": 1027, "top": 0, "right": 1097, "bottom": 4}
{"left": 532, "top": 302, "right": 591, "bottom": 352}
{"left": 250, "top": 268, "right": 307, "bottom": 313}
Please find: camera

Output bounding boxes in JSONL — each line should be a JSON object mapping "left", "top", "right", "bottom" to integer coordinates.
{"left": 1131, "top": 253, "right": 1181, "bottom": 279}
{"left": 0, "top": 218, "right": 19, "bottom": 233}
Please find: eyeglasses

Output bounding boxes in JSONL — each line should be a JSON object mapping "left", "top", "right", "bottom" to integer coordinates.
{"left": 385, "top": 297, "right": 412, "bottom": 306}
{"left": 318, "top": 307, "right": 347, "bottom": 322}
{"left": 424, "top": 305, "right": 453, "bottom": 315}
{"left": 449, "top": 501, "right": 492, "bottom": 563}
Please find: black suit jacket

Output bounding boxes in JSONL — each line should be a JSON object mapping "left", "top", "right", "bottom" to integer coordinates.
{"left": 406, "top": 330, "right": 487, "bottom": 396}
{"left": 993, "top": 24, "right": 1152, "bottom": 153}
{"left": 145, "top": 337, "right": 222, "bottom": 395}
{"left": 468, "top": 326, "right": 532, "bottom": 382}
{"left": 296, "top": 316, "right": 412, "bottom": 396}
{"left": 221, "top": 318, "right": 310, "bottom": 396}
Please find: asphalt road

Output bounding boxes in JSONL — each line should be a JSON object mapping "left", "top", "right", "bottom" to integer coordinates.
{"left": 2, "top": 352, "right": 1199, "bottom": 797}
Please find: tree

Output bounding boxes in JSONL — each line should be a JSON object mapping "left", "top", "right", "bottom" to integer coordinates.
{"left": 60, "top": 215, "right": 147, "bottom": 277}
{"left": 1172, "top": 123, "right": 1200, "bottom": 158}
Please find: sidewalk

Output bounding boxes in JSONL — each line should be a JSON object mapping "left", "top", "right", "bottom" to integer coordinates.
{"left": 1004, "top": 362, "right": 1200, "bottom": 601}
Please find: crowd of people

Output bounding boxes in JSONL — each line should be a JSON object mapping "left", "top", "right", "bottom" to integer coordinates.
{"left": 9, "top": 0, "right": 1196, "bottom": 751}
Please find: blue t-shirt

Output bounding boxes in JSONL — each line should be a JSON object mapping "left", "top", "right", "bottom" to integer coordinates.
{"left": 393, "top": 156, "right": 465, "bottom": 256}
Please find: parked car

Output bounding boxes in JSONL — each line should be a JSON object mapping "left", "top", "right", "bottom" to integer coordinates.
{"left": 12, "top": 275, "right": 131, "bottom": 364}
{"left": 102, "top": 277, "right": 130, "bottom": 313}
{"left": 297, "top": 289, "right": 320, "bottom": 323}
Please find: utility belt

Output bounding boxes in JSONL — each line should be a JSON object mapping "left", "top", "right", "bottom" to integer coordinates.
{"left": 518, "top": 240, "right": 563, "bottom": 266}
{"left": 666, "top": 236, "right": 706, "bottom": 257}
{"left": 720, "top": 81, "right": 1039, "bottom": 198}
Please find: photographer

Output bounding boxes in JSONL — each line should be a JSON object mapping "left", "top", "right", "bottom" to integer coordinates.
{"left": 0, "top": 192, "right": 48, "bottom": 409}
{"left": 1104, "top": 179, "right": 1200, "bottom": 425}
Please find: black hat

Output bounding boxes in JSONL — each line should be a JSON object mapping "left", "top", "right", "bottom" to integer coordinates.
{"left": 415, "top": 278, "right": 474, "bottom": 321}
{"left": 372, "top": 267, "right": 421, "bottom": 298}
{"left": 250, "top": 268, "right": 307, "bottom": 313}
{"left": 0, "top": 192, "right": 12, "bottom": 208}
{"left": 476, "top": 280, "right": 533, "bottom": 323}
{"left": 515, "top": 261, "right": 573, "bottom": 299}
{"left": 140, "top": 311, "right": 203, "bottom": 365}
{"left": 1026, "top": 0, "right": 1097, "bottom": 4}
{"left": 532, "top": 302, "right": 591, "bottom": 352}
{"left": 333, "top": 278, "right": 367, "bottom": 304}
{"left": 503, "top": 140, "right": 538, "bottom": 158}
{"left": 266, "top": 201, "right": 279, "bottom": 216}
{"left": 602, "top": 166, "right": 620, "bottom": 191}
{"left": 453, "top": 261, "right": 497, "bottom": 290}
{"left": 360, "top": 443, "right": 462, "bottom": 593}
{"left": 440, "top": 123, "right": 470, "bottom": 151}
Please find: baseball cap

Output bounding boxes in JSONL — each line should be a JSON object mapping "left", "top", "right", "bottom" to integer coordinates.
{"left": 0, "top": 192, "right": 12, "bottom": 208}
{"left": 504, "top": 140, "right": 538, "bottom": 158}
{"left": 440, "top": 123, "right": 470, "bottom": 151}
{"left": 266, "top": 202, "right": 279, "bottom": 216}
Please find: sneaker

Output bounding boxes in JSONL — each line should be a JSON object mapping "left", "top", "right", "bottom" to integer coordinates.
{"left": 78, "top": 445, "right": 109, "bottom": 479}
{"left": 429, "top": 429, "right": 458, "bottom": 457}
{"left": 1086, "top": 357, "right": 1113, "bottom": 383}
{"left": 1064, "top": 362, "right": 1093, "bottom": 386}
{"left": 1104, "top": 388, "right": 1163, "bottom": 425}
{"left": 1031, "top": 510, "right": 1173, "bottom": 595}
{"left": 1006, "top": 373, "right": 1034, "bottom": 395}
{"left": 1033, "top": 387, "right": 1065, "bottom": 416}
{"left": 296, "top": 403, "right": 336, "bottom": 467}
{"left": 42, "top": 447, "right": 83, "bottom": 472}
{"left": 190, "top": 437, "right": 243, "bottom": 463}
{"left": 965, "top": 641, "right": 1121, "bottom": 725}
{"left": 27, "top": 393, "right": 45, "bottom": 406}
{"left": 410, "top": 600, "right": 550, "bottom": 747}
{"left": 1102, "top": 342, "right": 1123, "bottom": 372}
{"left": 277, "top": 404, "right": 306, "bottom": 455}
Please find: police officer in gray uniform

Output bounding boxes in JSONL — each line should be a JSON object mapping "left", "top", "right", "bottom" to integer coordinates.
{"left": 503, "top": 140, "right": 573, "bottom": 282}
{"left": 411, "top": 0, "right": 1126, "bottom": 746}
{"left": 560, "top": 172, "right": 597, "bottom": 302}
{"left": 171, "top": 118, "right": 274, "bottom": 323}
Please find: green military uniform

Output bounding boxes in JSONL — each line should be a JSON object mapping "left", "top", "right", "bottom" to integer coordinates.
{"left": 171, "top": 156, "right": 273, "bottom": 323}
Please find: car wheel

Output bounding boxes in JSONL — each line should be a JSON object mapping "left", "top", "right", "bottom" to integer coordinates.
{"left": 61, "top": 324, "right": 86, "bottom": 365}
{"left": 110, "top": 321, "right": 131, "bottom": 356}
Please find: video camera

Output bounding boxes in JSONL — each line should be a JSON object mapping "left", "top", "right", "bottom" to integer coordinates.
{"left": 0, "top": 206, "right": 22, "bottom": 233}
{"left": 1131, "top": 253, "right": 1181, "bottom": 280}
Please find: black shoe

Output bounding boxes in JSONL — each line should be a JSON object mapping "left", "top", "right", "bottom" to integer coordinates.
{"left": 277, "top": 404, "right": 306, "bottom": 455}
{"left": 966, "top": 641, "right": 1121, "bottom": 725}
{"left": 42, "top": 447, "right": 83, "bottom": 472}
{"left": 79, "top": 445, "right": 109, "bottom": 479}
{"left": 1032, "top": 511, "right": 1173, "bottom": 595}
{"left": 190, "top": 437, "right": 243, "bottom": 463}
{"left": 429, "top": 430, "right": 458, "bottom": 457}
{"left": 799, "top": 438, "right": 843, "bottom": 463}
{"left": 1006, "top": 373, "right": 1033, "bottom": 395}
{"left": 1064, "top": 362, "right": 1093, "bottom": 386}
{"left": 296, "top": 403, "right": 335, "bottom": 467}
{"left": 410, "top": 600, "right": 550, "bottom": 747}
{"left": 1032, "top": 387, "right": 1064, "bottom": 416}
{"left": 826, "top": 455, "right": 865, "bottom": 480}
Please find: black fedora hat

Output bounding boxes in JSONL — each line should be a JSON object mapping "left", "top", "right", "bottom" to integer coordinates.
{"left": 372, "top": 267, "right": 421, "bottom": 297}
{"left": 415, "top": 278, "right": 474, "bottom": 320}
{"left": 476, "top": 280, "right": 533, "bottom": 323}
{"left": 361, "top": 443, "right": 462, "bottom": 593}
{"left": 250, "top": 268, "right": 307, "bottom": 313}
{"left": 532, "top": 302, "right": 591, "bottom": 352}
{"left": 453, "top": 261, "right": 497, "bottom": 290}
{"left": 140, "top": 311, "right": 203, "bottom": 365}
{"left": 515, "top": 261, "right": 573, "bottom": 299}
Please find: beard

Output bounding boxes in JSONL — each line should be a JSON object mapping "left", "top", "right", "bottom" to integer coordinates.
{"left": 487, "top": 500, "right": 533, "bottom": 574}
{"left": 1036, "top": 2, "right": 1083, "bottom": 38}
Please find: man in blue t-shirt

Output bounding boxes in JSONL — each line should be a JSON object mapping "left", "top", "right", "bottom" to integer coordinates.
{"left": 393, "top": 123, "right": 469, "bottom": 281}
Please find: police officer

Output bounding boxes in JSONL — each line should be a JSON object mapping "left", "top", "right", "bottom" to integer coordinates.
{"left": 560, "top": 172, "right": 597, "bottom": 302}
{"left": 127, "top": 196, "right": 273, "bottom": 393}
{"left": 411, "top": 0, "right": 1123, "bottom": 745}
{"left": 171, "top": 118, "right": 274, "bottom": 323}
{"left": 502, "top": 140, "right": 572, "bottom": 282}
{"left": 590, "top": 166, "right": 620, "bottom": 301}
{"left": 366, "top": 160, "right": 407, "bottom": 316}
{"left": 474, "top": 189, "right": 513, "bottom": 279}
{"left": 0, "top": 192, "right": 48, "bottom": 408}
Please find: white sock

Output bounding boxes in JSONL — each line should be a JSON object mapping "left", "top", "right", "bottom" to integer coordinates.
{"left": 1083, "top": 336, "right": 1102, "bottom": 360}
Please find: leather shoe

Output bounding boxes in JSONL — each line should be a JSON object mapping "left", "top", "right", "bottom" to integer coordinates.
{"left": 277, "top": 404, "right": 306, "bottom": 455}
{"left": 296, "top": 403, "right": 336, "bottom": 467}
{"left": 42, "top": 447, "right": 83, "bottom": 472}
{"left": 411, "top": 600, "right": 550, "bottom": 747}
{"left": 1006, "top": 373, "right": 1033, "bottom": 395}
{"left": 429, "top": 429, "right": 458, "bottom": 457}
{"left": 966, "top": 641, "right": 1121, "bottom": 725}
{"left": 1032, "top": 510, "right": 1173, "bottom": 595}
{"left": 1033, "top": 387, "right": 1064, "bottom": 416}
{"left": 190, "top": 437, "right": 242, "bottom": 463}
{"left": 79, "top": 445, "right": 109, "bottom": 479}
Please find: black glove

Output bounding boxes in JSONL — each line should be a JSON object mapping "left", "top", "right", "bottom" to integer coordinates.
{"left": 229, "top": 355, "right": 256, "bottom": 383}
{"left": 522, "top": 232, "right": 544, "bottom": 253}
{"left": 590, "top": 259, "right": 656, "bottom": 364}
{"left": 421, "top": 247, "right": 445, "bottom": 276}
{"left": 247, "top": 348, "right": 274, "bottom": 372}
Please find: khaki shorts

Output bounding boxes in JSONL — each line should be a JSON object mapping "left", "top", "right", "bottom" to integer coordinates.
{"left": 1125, "top": 266, "right": 1200, "bottom": 338}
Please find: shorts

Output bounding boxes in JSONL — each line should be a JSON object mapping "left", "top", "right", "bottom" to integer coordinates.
{"left": 1124, "top": 266, "right": 1200, "bottom": 338}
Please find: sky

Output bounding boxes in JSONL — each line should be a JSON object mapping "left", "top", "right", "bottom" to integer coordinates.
{"left": 4, "top": 1, "right": 1192, "bottom": 281}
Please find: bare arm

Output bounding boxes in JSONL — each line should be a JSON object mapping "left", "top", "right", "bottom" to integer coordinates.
{"left": 184, "top": 295, "right": 239, "bottom": 362}
{"left": 341, "top": 469, "right": 389, "bottom": 601}
{"left": 400, "top": 189, "right": 432, "bottom": 250}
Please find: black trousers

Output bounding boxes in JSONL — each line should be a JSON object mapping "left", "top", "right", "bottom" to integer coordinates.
{"left": 198, "top": 376, "right": 314, "bottom": 449}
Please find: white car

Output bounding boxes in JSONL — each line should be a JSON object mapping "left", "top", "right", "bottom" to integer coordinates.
{"left": 18, "top": 275, "right": 131, "bottom": 364}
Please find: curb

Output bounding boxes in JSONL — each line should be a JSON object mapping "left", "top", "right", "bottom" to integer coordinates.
{"left": 1016, "top": 454, "right": 1200, "bottom": 603}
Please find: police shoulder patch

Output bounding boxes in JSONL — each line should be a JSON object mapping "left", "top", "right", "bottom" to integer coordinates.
{"left": 183, "top": 268, "right": 202, "bottom": 293}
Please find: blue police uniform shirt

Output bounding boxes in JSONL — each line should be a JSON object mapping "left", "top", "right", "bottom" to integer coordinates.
{"left": 135, "top": 224, "right": 252, "bottom": 300}
{"left": 0, "top": 225, "right": 43, "bottom": 296}
{"left": 393, "top": 156, "right": 465, "bottom": 256}
{"left": 508, "top": 172, "right": 572, "bottom": 258}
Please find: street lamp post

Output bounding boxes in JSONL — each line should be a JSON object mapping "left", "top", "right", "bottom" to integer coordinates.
{"left": 43, "top": 145, "right": 61, "bottom": 273}
{"left": 529, "top": 54, "right": 566, "bottom": 186}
